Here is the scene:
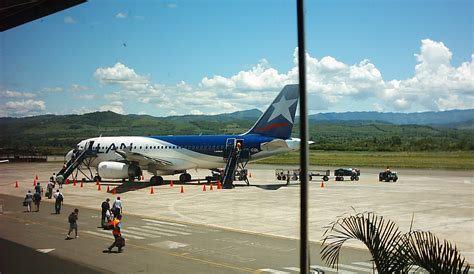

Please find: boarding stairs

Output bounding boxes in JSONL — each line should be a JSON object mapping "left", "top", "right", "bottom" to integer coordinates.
{"left": 57, "top": 142, "right": 97, "bottom": 182}
{"left": 222, "top": 142, "right": 250, "bottom": 189}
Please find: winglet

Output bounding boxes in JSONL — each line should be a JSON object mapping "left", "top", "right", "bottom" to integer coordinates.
{"left": 244, "top": 85, "right": 299, "bottom": 139}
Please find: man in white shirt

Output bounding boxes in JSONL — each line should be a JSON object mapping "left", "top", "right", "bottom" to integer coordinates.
{"left": 53, "top": 189, "right": 64, "bottom": 214}
{"left": 112, "top": 196, "right": 123, "bottom": 217}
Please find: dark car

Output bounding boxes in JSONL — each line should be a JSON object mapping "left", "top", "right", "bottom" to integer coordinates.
{"left": 334, "top": 168, "right": 360, "bottom": 181}
{"left": 379, "top": 171, "right": 398, "bottom": 182}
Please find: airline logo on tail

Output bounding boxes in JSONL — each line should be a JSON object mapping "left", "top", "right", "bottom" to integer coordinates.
{"left": 246, "top": 84, "right": 299, "bottom": 139}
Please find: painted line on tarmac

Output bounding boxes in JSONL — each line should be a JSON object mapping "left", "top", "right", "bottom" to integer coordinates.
{"left": 142, "top": 225, "right": 190, "bottom": 236}
{"left": 142, "top": 218, "right": 188, "bottom": 227}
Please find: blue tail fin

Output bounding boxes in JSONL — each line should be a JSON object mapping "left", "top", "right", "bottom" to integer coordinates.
{"left": 244, "top": 84, "right": 299, "bottom": 139}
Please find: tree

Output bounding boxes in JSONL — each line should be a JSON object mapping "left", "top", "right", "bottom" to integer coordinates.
{"left": 321, "top": 211, "right": 470, "bottom": 273}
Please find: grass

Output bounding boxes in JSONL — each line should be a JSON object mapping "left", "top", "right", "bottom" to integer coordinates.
{"left": 256, "top": 150, "right": 474, "bottom": 170}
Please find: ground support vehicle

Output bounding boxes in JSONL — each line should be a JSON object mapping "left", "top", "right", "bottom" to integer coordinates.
{"left": 308, "top": 170, "right": 330, "bottom": 181}
{"left": 379, "top": 171, "right": 398, "bottom": 182}
{"left": 334, "top": 168, "right": 360, "bottom": 181}
{"left": 275, "top": 169, "right": 299, "bottom": 181}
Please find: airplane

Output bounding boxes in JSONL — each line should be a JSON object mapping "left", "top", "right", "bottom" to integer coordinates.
{"left": 57, "top": 84, "right": 302, "bottom": 185}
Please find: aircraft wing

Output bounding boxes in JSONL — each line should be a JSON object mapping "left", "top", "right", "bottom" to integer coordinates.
{"left": 115, "top": 149, "right": 173, "bottom": 166}
{"left": 260, "top": 139, "right": 289, "bottom": 151}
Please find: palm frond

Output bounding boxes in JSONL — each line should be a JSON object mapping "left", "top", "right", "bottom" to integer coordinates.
{"left": 321, "top": 212, "right": 410, "bottom": 272}
{"left": 402, "top": 231, "right": 471, "bottom": 273}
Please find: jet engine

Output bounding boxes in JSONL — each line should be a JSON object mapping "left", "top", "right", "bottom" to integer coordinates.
{"left": 98, "top": 161, "right": 141, "bottom": 179}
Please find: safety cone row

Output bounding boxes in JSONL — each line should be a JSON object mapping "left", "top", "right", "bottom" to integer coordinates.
{"left": 141, "top": 175, "right": 144, "bottom": 181}
{"left": 80, "top": 181, "right": 84, "bottom": 188}
{"left": 15, "top": 181, "right": 19, "bottom": 188}
{"left": 96, "top": 179, "right": 99, "bottom": 185}
{"left": 180, "top": 186, "right": 184, "bottom": 193}
{"left": 209, "top": 183, "right": 213, "bottom": 191}
{"left": 217, "top": 180, "right": 222, "bottom": 189}
{"left": 65, "top": 179, "right": 69, "bottom": 185}
{"left": 97, "top": 184, "right": 101, "bottom": 191}
{"left": 35, "top": 175, "right": 38, "bottom": 180}
{"left": 107, "top": 185, "right": 110, "bottom": 192}
{"left": 150, "top": 187, "right": 154, "bottom": 194}
{"left": 202, "top": 184, "right": 206, "bottom": 191}
{"left": 73, "top": 179, "right": 77, "bottom": 187}
{"left": 321, "top": 180, "right": 325, "bottom": 188}
{"left": 170, "top": 180, "right": 173, "bottom": 187}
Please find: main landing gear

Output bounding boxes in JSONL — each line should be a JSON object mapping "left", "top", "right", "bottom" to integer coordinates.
{"left": 150, "top": 176, "right": 164, "bottom": 185}
{"left": 179, "top": 173, "right": 191, "bottom": 183}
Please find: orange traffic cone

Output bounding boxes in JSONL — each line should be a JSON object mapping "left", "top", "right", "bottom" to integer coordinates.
{"left": 97, "top": 184, "right": 101, "bottom": 191}
{"left": 112, "top": 187, "right": 117, "bottom": 194}
{"left": 107, "top": 185, "right": 110, "bottom": 192}
{"left": 141, "top": 175, "right": 144, "bottom": 181}
{"left": 210, "top": 183, "right": 213, "bottom": 191}
{"left": 80, "top": 181, "right": 84, "bottom": 187}
{"left": 73, "top": 179, "right": 77, "bottom": 186}
{"left": 150, "top": 187, "right": 154, "bottom": 194}
{"left": 202, "top": 184, "right": 206, "bottom": 191}
{"left": 180, "top": 186, "right": 184, "bottom": 193}
{"left": 217, "top": 180, "right": 222, "bottom": 189}
{"left": 96, "top": 179, "right": 99, "bottom": 185}
{"left": 15, "top": 181, "right": 19, "bottom": 188}
{"left": 170, "top": 180, "right": 174, "bottom": 187}
{"left": 35, "top": 175, "right": 38, "bottom": 180}
{"left": 321, "top": 180, "right": 324, "bottom": 188}
{"left": 33, "top": 179, "right": 36, "bottom": 186}
{"left": 65, "top": 179, "right": 69, "bottom": 185}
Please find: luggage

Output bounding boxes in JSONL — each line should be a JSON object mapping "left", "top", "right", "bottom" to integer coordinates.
{"left": 116, "top": 236, "right": 125, "bottom": 248}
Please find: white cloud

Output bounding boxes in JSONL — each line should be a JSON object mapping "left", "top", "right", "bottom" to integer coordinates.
{"left": 71, "top": 84, "right": 89, "bottom": 92}
{"left": 116, "top": 12, "right": 127, "bottom": 19}
{"left": 94, "top": 62, "right": 150, "bottom": 91}
{"left": 91, "top": 39, "right": 472, "bottom": 116}
{"left": 75, "top": 94, "right": 96, "bottom": 100}
{"left": 2, "top": 100, "right": 46, "bottom": 117}
{"left": 382, "top": 39, "right": 474, "bottom": 111}
{"left": 99, "top": 101, "right": 124, "bottom": 114}
{"left": 41, "top": 87, "right": 63, "bottom": 93}
{"left": 64, "top": 16, "right": 76, "bottom": 24}
{"left": 0, "top": 90, "right": 36, "bottom": 98}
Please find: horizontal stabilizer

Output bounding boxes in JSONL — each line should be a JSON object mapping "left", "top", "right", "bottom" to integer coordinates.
{"left": 260, "top": 139, "right": 289, "bottom": 151}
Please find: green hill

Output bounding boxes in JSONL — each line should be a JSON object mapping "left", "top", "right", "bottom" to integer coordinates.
{"left": 0, "top": 110, "right": 473, "bottom": 155}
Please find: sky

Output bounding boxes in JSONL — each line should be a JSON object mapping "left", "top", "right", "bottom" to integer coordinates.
{"left": 0, "top": 0, "right": 473, "bottom": 117}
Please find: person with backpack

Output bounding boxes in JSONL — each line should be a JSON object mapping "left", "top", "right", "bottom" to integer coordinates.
{"left": 66, "top": 208, "right": 79, "bottom": 239}
{"left": 53, "top": 189, "right": 64, "bottom": 214}
{"left": 105, "top": 215, "right": 124, "bottom": 253}
{"left": 33, "top": 191, "right": 41, "bottom": 212}
{"left": 34, "top": 182, "right": 43, "bottom": 196}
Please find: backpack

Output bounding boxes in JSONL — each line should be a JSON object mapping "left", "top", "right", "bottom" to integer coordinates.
{"left": 57, "top": 193, "right": 63, "bottom": 202}
{"left": 68, "top": 213, "right": 76, "bottom": 224}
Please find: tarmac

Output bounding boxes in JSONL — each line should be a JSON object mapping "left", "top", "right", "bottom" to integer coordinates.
{"left": 0, "top": 162, "right": 473, "bottom": 263}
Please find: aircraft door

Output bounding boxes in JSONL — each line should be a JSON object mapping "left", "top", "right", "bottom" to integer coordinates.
{"left": 224, "top": 138, "right": 236, "bottom": 159}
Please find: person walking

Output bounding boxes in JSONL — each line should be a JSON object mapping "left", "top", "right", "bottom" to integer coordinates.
{"left": 23, "top": 190, "right": 33, "bottom": 212}
{"left": 112, "top": 197, "right": 123, "bottom": 217}
{"left": 105, "top": 215, "right": 124, "bottom": 253}
{"left": 66, "top": 208, "right": 79, "bottom": 239}
{"left": 53, "top": 189, "right": 64, "bottom": 214}
{"left": 33, "top": 190, "right": 41, "bottom": 212}
{"left": 46, "top": 180, "right": 54, "bottom": 199}
{"left": 34, "top": 182, "right": 43, "bottom": 196}
{"left": 101, "top": 198, "right": 111, "bottom": 228}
